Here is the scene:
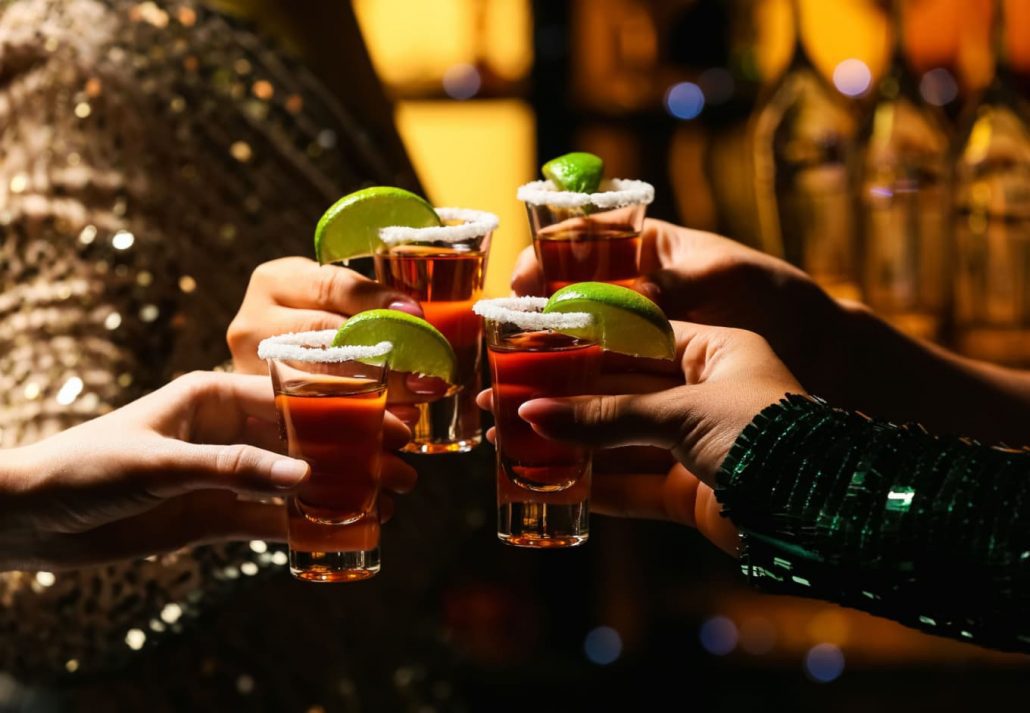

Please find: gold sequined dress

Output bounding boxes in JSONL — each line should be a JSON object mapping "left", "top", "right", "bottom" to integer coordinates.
{"left": 0, "top": 1, "right": 487, "bottom": 709}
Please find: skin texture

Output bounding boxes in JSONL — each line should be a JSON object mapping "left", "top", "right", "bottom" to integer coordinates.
{"left": 478, "top": 322, "right": 805, "bottom": 556}
{"left": 513, "top": 219, "right": 1030, "bottom": 445}
{"left": 0, "top": 372, "right": 415, "bottom": 571}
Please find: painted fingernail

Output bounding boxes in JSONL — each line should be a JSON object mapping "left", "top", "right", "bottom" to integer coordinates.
{"left": 270, "top": 459, "right": 309, "bottom": 487}
{"left": 387, "top": 299, "right": 423, "bottom": 317}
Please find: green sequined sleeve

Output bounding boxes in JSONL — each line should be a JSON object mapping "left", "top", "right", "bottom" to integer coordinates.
{"left": 716, "top": 394, "right": 1030, "bottom": 652}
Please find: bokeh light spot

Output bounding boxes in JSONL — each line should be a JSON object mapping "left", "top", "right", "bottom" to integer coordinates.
{"left": 832, "top": 59, "right": 872, "bottom": 97}
{"left": 665, "top": 82, "right": 705, "bottom": 120}
{"left": 583, "top": 626, "right": 623, "bottom": 665}
{"left": 699, "top": 616, "right": 738, "bottom": 655}
{"left": 443, "top": 64, "right": 482, "bottom": 100}
{"left": 919, "top": 68, "right": 959, "bottom": 106}
{"left": 804, "top": 643, "right": 845, "bottom": 683}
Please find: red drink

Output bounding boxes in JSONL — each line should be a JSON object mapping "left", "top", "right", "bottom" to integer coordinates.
{"left": 261, "top": 333, "right": 392, "bottom": 583}
{"left": 484, "top": 314, "right": 602, "bottom": 547}
{"left": 375, "top": 240, "right": 487, "bottom": 453}
{"left": 533, "top": 226, "right": 642, "bottom": 295}
{"left": 276, "top": 381, "right": 386, "bottom": 582}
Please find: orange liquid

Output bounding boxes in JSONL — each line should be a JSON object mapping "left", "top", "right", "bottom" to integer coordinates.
{"left": 276, "top": 383, "right": 386, "bottom": 554}
{"left": 488, "top": 331, "right": 601, "bottom": 502}
{"left": 374, "top": 245, "right": 485, "bottom": 449}
{"left": 533, "top": 226, "right": 642, "bottom": 295}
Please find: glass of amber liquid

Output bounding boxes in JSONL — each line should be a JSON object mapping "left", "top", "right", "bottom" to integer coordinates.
{"left": 475, "top": 297, "right": 602, "bottom": 547}
{"left": 518, "top": 179, "right": 654, "bottom": 295}
{"left": 373, "top": 208, "right": 497, "bottom": 454}
{"left": 258, "top": 331, "right": 392, "bottom": 582}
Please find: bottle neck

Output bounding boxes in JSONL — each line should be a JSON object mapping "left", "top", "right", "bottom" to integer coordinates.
{"left": 787, "top": 0, "right": 814, "bottom": 70}
{"left": 881, "top": 0, "right": 918, "bottom": 99}
{"left": 992, "top": 0, "right": 1013, "bottom": 84}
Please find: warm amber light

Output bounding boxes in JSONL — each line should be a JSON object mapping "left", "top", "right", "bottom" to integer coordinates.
{"left": 395, "top": 100, "right": 535, "bottom": 297}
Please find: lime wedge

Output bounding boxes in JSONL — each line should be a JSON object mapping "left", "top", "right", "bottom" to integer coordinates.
{"left": 544, "top": 282, "right": 674, "bottom": 360}
{"left": 314, "top": 187, "right": 441, "bottom": 265}
{"left": 332, "top": 309, "right": 457, "bottom": 383}
{"left": 542, "top": 152, "right": 605, "bottom": 193}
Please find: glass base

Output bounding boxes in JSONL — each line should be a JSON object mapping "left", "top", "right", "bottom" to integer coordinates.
{"left": 497, "top": 501, "right": 588, "bottom": 549}
{"left": 402, "top": 435, "right": 481, "bottom": 455}
{"left": 289, "top": 548, "right": 380, "bottom": 582}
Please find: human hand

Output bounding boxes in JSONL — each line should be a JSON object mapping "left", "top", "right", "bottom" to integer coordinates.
{"left": 511, "top": 219, "right": 847, "bottom": 401}
{"left": 227, "top": 257, "right": 423, "bottom": 375}
{"left": 480, "top": 322, "right": 804, "bottom": 555}
{"left": 0, "top": 372, "right": 417, "bottom": 570}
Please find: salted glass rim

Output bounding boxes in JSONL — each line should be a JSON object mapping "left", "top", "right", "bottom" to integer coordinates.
{"left": 257, "top": 330, "right": 393, "bottom": 363}
{"left": 516, "top": 178, "right": 654, "bottom": 209}
{"left": 473, "top": 297, "right": 593, "bottom": 331}
{"left": 378, "top": 207, "right": 499, "bottom": 245}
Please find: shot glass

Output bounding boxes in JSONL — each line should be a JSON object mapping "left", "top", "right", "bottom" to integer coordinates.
{"left": 373, "top": 208, "right": 498, "bottom": 453}
{"left": 258, "top": 331, "right": 392, "bottom": 582}
{"left": 474, "top": 297, "right": 602, "bottom": 547}
{"left": 517, "top": 179, "right": 654, "bottom": 295}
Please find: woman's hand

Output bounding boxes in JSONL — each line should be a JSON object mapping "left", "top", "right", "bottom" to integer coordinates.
{"left": 0, "top": 372, "right": 417, "bottom": 571}
{"left": 512, "top": 219, "right": 844, "bottom": 399}
{"left": 228, "top": 257, "right": 423, "bottom": 375}
{"left": 511, "top": 220, "right": 1030, "bottom": 444}
{"left": 480, "top": 322, "right": 804, "bottom": 555}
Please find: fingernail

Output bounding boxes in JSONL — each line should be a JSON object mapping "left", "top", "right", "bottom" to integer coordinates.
{"left": 387, "top": 299, "right": 423, "bottom": 317}
{"left": 518, "top": 398, "right": 572, "bottom": 424}
{"left": 638, "top": 281, "right": 661, "bottom": 302}
{"left": 270, "top": 459, "right": 309, "bottom": 487}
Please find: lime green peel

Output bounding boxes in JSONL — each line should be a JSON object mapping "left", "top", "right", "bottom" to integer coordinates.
{"left": 314, "top": 186, "right": 441, "bottom": 265}
{"left": 542, "top": 152, "right": 605, "bottom": 194}
{"left": 332, "top": 309, "right": 457, "bottom": 383}
{"left": 544, "top": 282, "right": 675, "bottom": 360}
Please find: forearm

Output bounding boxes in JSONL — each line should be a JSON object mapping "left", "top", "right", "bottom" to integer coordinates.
{"left": 821, "top": 303, "right": 1030, "bottom": 445}
{"left": 717, "top": 395, "right": 1030, "bottom": 652}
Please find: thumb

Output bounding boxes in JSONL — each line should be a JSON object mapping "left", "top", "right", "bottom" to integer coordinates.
{"left": 148, "top": 442, "right": 310, "bottom": 498}
{"left": 518, "top": 388, "right": 688, "bottom": 451}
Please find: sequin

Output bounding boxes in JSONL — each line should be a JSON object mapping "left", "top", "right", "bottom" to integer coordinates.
{"left": 55, "top": 377, "right": 84, "bottom": 406}
{"left": 230, "top": 141, "right": 253, "bottom": 163}
{"left": 9, "top": 174, "right": 28, "bottom": 194}
{"left": 159, "top": 603, "right": 182, "bottom": 624}
{"left": 252, "top": 80, "right": 273, "bottom": 100}
{"left": 111, "top": 230, "right": 135, "bottom": 250}
{"left": 104, "top": 312, "right": 122, "bottom": 330}
{"left": 78, "top": 225, "right": 97, "bottom": 244}
{"left": 125, "top": 629, "right": 146, "bottom": 650}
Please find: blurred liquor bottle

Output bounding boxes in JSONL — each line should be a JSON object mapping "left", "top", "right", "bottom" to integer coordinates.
{"left": 853, "top": 0, "right": 951, "bottom": 342}
{"left": 953, "top": 0, "right": 1030, "bottom": 367}
{"left": 751, "top": 0, "right": 859, "bottom": 300}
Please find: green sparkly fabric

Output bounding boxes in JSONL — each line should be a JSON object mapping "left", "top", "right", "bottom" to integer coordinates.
{"left": 716, "top": 394, "right": 1030, "bottom": 652}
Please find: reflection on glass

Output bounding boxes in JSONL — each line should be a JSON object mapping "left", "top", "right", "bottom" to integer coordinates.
{"left": 752, "top": 0, "right": 859, "bottom": 300}
{"left": 854, "top": 0, "right": 951, "bottom": 341}
{"left": 953, "top": 0, "right": 1030, "bottom": 366}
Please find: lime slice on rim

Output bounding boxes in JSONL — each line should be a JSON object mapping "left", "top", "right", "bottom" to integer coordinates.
{"left": 542, "top": 152, "right": 605, "bottom": 194}
{"left": 332, "top": 309, "right": 457, "bottom": 383}
{"left": 544, "top": 282, "right": 675, "bottom": 360}
{"left": 314, "top": 187, "right": 441, "bottom": 265}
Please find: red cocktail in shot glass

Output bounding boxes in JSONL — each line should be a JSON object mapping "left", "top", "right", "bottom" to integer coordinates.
{"left": 517, "top": 179, "right": 654, "bottom": 296}
{"left": 374, "top": 208, "right": 498, "bottom": 454}
{"left": 474, "top": 297, "right": 601, "bottom": 547}
{"left": 258, "top": 331, "right": 392, "bottom": 582}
